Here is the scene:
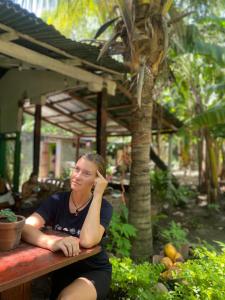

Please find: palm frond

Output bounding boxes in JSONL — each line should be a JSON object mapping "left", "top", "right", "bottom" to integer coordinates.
{"left": 207, "top": 83, "right": 225, "bottom": 92}
{"left": 194, "top": 40, "right": 225, "bottom": 66}
{"left": 197, "top": 16, "right": 225, "bottom": 29}
{"left": 136, "top": 61, "right": 145, "bottom": 107}
{"left": 116, "top": 0, "right": 135, "bottom": 60}
{"left": 186, "top": 104, "right": 225, "bottom": 130}
{"left": 94, "top": 17, "right": 119, "bottom": 39}
{"left": 173, "top": 24, "right": 225, "bottom": 66}
{"left": 97, "top": 31, "right": 121, "bottom": 61}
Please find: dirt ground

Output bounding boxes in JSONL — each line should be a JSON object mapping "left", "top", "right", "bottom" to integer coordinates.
{"left": 153, "top": 170, "right": 225, "bottom": 251}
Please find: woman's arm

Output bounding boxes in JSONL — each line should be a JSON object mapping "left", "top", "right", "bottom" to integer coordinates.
{"left": 22, "top": 213, "right": 80, "bottom": 257}
{"left": 79, "top": 170, "right": 108, "bottom": 248}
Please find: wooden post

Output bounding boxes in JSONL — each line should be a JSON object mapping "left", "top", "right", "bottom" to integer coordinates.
{"left": 13, "top": 132, "right": 21, "bottom": 192}
{"left": 0, "top": 134, "right": 6, "bottom": 178}
{"left": 33, "top": 105, "right": 41, "bottom": 175}
{"left": 96, "top": 89, "right": 107, "bottom": 161}
{"left": 76, "top": 136, "right": 80, "bottom": 162}
{"left": 55, "top": 140, "right": 62, "bottom": 178}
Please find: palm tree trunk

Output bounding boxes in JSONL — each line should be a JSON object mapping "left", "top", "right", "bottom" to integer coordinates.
{"left": 129, "top": 71, "right": 154, "bottom": 260}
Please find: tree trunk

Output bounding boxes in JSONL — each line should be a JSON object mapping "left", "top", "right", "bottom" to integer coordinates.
{"left": 129, "top": 71, "right": 154, "bottom": 260}
{"left": 205, "top": 130, "right": 218, "bottom": 203}
{"left": 128, "top": 0, "right": 167, "bottom": 260}
{"left": 129, "top": 107, "right": 153, "bottom": 260}
{"left": 220, "top": 141, "right": 225, "bottom": 180}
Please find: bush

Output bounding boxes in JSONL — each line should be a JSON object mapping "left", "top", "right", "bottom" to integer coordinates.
{"left": 160, "top": 221, "right": 189, "bottom": 249}
{"left": 168, "top": 243, "right": 225, "bottom": 299}
{"left": 109, "top": 243, "right": 225, "bottom": 300}
{"left": 110, "top": 256, "right": 165, "bottom": 300}
{"left": 106, "top": 204, "right": 137, "bottom": 257}
{"left": 150, "top": 170, "right": 195, "bottom": 206}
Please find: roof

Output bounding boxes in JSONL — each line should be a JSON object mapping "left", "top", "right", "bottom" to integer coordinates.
{"left": 24, "top": 88, "right": 182, "bottom": 137}
{"left": 0, "top": 0, "right": 128, "bottom": 74}
{"left": 0, "top": 0, "right": 182, "bottom": 136}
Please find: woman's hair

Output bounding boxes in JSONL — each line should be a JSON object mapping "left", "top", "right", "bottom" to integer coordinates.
{"left": 80, "top": 152, "right": 106, "bottom": 177}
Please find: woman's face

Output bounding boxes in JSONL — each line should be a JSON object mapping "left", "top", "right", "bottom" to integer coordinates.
{"left": 70, "top": 157, "right": 97, "bottom": 192}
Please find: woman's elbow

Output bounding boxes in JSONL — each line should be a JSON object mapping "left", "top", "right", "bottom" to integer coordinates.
{"left": 79, "top": 236, "right": 101, "bottom": 248}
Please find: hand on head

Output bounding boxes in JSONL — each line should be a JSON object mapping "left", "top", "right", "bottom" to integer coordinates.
{"left": 93, "top": 170, "right": 108, "bottom": 197}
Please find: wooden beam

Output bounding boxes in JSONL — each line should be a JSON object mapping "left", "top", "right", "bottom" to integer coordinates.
{"left": 76, "top": 136, "right": 80, "bottom": 161}
{"left": 117, "top": 83, "right": 133, "bottom": 100}
{"left": 24, "top": 109, "right": 81, "bottom": 135}
{"left": 49, "top": 97, "right": 72, "bottom": 105}
{"left": 0, "top": 23, "right": 123, "bottom": 77}
{"left": 69, "top": 92, "right": 130, "bottom": 131}
{"left": 13, "top": 132, "right": 21, "bottom": 192}
{"left": 45, "top": 103, "right": 96, "bottom": 129}
{"left": 113, "top": 113, "right": 131, "bottom": 119}
{"left": 76, "top": 108, "right": 95, "bottom": 115}
{"left": 0, "top": 39, "right": 116, "bottom": 95}
{"left": 33, "top": 105, "right": 41, "bottom": 175}
{"left": 107, "top": 104, "right": 132, "bottom": 111}
{"left": 0, "top": 32, "right": 18, "bottom": 42}
{"left": 96, "top": 90, "right": 107, "bottom": 161}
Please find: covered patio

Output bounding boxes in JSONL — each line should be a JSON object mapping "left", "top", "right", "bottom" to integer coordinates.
{"left": 0, "top": 0, "right": 182, "bottom": 192}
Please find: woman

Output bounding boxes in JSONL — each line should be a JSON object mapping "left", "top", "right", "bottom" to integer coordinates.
{"left": 22, "top": 153, "right": 113, "bottom": 300}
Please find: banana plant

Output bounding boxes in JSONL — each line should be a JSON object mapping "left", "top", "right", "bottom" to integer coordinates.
{"left": 185, "top": 103, "right": 225, "bottom": 131}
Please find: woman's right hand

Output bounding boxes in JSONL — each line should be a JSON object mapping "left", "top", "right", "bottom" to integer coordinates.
{"left": 51, "top": 236, "right": 81, "bottom": 257}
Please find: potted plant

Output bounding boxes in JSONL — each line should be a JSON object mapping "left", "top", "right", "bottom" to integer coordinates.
{"left": 0, "top": 208, "right": 25, "bottom": 251}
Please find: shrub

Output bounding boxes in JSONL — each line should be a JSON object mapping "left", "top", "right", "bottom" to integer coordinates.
{"left": 106, "top": 204, "right": 137, "bottom": 257}
{"left": 160, "top": 221, "right": 189, "bottom": 249}
{"left": 110, "top": 256, "right": 166, "bottom": 300}
{"left": 150, "top": 170, "right": 195, "bottom": 206}
{"left": 168, "top": 243, "right": 225, "bottom": 300}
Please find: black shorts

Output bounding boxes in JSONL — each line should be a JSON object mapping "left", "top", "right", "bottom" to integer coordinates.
{"left": 50, "top": 264, "right": 111, "bottom": 300}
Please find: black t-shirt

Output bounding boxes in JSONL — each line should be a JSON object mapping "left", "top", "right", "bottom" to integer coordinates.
{"left": 36, "top": 191, "right": 113, "bottom": 272}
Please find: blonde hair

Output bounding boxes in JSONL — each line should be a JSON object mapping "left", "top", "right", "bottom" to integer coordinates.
{"left": 80, "top": 152, "right": 106, "bottom": 176}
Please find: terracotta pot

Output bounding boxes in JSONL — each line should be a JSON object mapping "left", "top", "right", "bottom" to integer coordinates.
{"left": 0, "top": 215, "right": 25, "bottom": 251}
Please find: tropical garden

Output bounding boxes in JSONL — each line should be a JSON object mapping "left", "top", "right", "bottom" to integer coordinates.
{"left": 12, "top": 0, "right": 225, "bottom": 299}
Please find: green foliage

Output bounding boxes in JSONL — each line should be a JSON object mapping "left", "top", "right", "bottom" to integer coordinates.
{"left": 0, "top": 209, "right": 17, "bottom": 222}
{"left": 150, "top": 170, "right": 195, "bottom": 206}
{"left": 106, "top": 204, "right": 137, "bottom": 257}
{"left": 207, "top": 203, "right": 220, "bottom": 212}
{"left": 110, "top": 256, "right": 165, "bottom": 300}
{"left": 110, "top": 242, "right": 225, "bottom": 300}
{"left": 60, "top": 167, "right": 71, "bottom": 179}
{"left": 186, "top": 104, "right": 225, "bottom": 130}
{"left": 168, "top": 244, "right": 225, "bottom": 299}
{"left": 160, "top": 221, "right": 189, "bottom": 249}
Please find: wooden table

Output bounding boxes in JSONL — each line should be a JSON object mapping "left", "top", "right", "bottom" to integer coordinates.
{"left": 0, "top": 233, "right": 101, "bottom": 300}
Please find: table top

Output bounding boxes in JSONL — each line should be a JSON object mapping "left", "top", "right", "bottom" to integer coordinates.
{"left": 0, "top": 232, "right": 101, "bottom": 292}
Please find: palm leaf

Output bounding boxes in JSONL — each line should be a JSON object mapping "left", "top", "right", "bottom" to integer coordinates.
{"left": 198, "top": 16, "right": 225, "bottom": 30}
{"left": 185, "top": 104, "right": 225, "bottom": 130}
{"left": 173, "top": 24, "right": 225, "bottom": 66}
{"left": 116, "top": 0, "right": 134, "bottom": 58}
{"left": 194, "top": 40, "right": 225, "bottom": 66}
{"left": 94, "top": 17, "right": 119, "bottom": 39}
{"left": 207, "top": 83, "right": 225, "bottom": 92}
{"left": 97, "top": 31, "right": 121, "bottom": 61}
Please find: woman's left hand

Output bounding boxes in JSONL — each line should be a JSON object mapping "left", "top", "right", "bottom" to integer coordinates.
{"left": 93, "top": 170, "right": 108, "bottom": 197}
